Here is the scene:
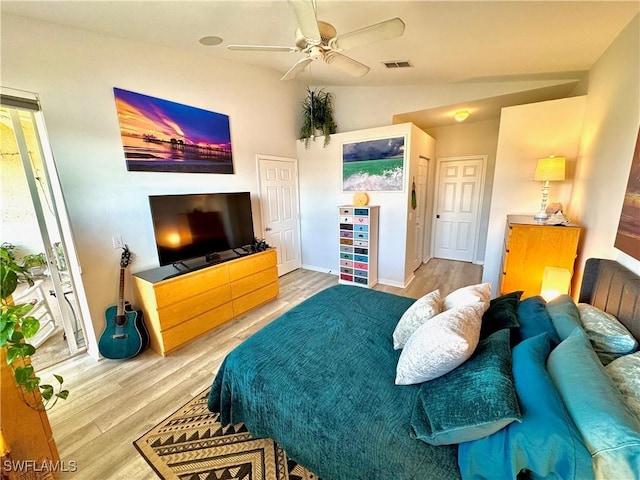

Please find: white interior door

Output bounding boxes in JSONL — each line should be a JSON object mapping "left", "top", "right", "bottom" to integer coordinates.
{"left": 257, "top": 155, "right": 301, "bottom": 276}
{"left": 433, "top": 156, "right": 485, "bottom": 262}
{"left": 412, "top": 156, "right": 429, "bottom": 270}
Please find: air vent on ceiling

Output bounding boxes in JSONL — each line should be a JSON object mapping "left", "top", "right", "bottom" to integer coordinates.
{"left": 383, "top": 60, "right": 413, "bottom": 69}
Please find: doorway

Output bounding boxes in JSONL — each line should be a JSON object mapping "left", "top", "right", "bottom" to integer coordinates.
{"left": 432, "top": 155, "right": 486, "bottom": 263}
{"left": 256, "top": 154, "right": 302, "bottom": 276}
{"left": 1, "top": 90, "right": 88, "bottom": 369}
{"left": 411, "top": 155, "right": 429, "bottom": 271}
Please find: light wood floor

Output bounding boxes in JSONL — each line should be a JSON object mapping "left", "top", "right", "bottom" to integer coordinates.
{"left": 43, "top": 258, "right": 481, "bottom": 479}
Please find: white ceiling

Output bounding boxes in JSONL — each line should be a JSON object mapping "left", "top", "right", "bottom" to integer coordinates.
{"left": 2, "top": 1, "right": 638, "bottom": 128}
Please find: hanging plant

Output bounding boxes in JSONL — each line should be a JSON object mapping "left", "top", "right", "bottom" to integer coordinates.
{"left": 299, "top": 87, "right": 337, "bottom": 148}
{"left": 0, "top": 244, "right": 69, "bottom": 411}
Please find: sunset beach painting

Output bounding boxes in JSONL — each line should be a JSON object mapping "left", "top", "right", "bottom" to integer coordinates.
{"left": 615, "top": 128, "right": 640, "bottom": 260}
{"left": 113, "top": 88, "right": 233, "bottom": 173}
{"left": 342, "top": 136, "right": 405, "bottom": 191}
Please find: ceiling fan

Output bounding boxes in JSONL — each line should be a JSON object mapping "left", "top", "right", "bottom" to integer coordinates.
{"left": 227, "top": 0, "right": 405, "bottom": 81}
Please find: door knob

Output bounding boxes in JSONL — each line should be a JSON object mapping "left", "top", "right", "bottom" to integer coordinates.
{"left": 265, "top": 227, "right": 272, "bottom": 231}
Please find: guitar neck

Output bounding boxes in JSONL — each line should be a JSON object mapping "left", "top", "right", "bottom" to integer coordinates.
{"left": 117, "top": 266, "right": 126, "bottom": 316}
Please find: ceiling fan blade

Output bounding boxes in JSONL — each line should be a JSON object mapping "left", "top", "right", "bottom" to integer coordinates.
{"left": 324, "top": 52, "right": 370, "bottom": 77}
{"left": 227, "top": 44, "right": 298, "bottom": 53}
{"left": 332, "top": 17, "right": 405, "bottom": 50}
{"left": 281, "top": 57, "right": 314, "bottom": 81}
{"left": 287, "top": 0, "right": 321, "bottom": 45}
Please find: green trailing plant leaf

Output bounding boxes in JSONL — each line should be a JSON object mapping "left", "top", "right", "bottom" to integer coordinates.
{"left": 40, "top": 384, "right": 54, "bottom": 400}
{"left": 14, "top": 364, "right": 35, "bottom": 384}
{"left": 1, "top": 243, "right": 70, "bottom": 410}
{"left": 0, "top": 267, "right": 18, "bottom": 299}
{"left": 21, "top": 315, "right": 40, "bottom": 338}
{"left": 9, "top": 303, "right": 34, "bottom": 320}
{"left": 0, "top": 320, "right": 15, "bottom": 345}
{"left": 7, "top": 343, "right": 36, "bottom": 363}
{"left": 10, "top": 330, "right": 24, "bottom": 343}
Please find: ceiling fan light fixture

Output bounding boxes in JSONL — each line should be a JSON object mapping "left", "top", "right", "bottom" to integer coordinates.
{"left": 454, "top": 110, "right": 470, "bottom": 122}
{"left": 228, "top": 1, "right": 406, "bottom": 81}
{"left": 199, "top": 36, "right": 223, "bottom": 46}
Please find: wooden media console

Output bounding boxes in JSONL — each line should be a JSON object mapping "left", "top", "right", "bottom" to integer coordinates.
{"left": 133, "top": 249, "right": 278, "bottom": 356}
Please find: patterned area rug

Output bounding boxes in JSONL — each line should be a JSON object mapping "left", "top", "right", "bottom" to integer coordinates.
{"left": 134, "top": 389, "right": 319, "bottom": 480}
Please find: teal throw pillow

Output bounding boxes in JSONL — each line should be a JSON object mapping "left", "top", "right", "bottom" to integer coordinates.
{"left": 606, "top": 352, "right": 640, "bottom": 420}
{"left": 516, "top": 296, "right": 560, "bottom": 345}
{"left": 546, "top": 294, "right": 582, "bottom": 340}
{"left": 578, "top": 303, "right": 638, "bottom": 356}
{"left": 410, "top": 329, "right": 521, "bottom": 446}
{"left": 480, "top": 291, "right": 523, "bottom": 340}
{"left": 547, "top": 329, "right": 640, "bottom": 479}
{"left": 458, "top": 333, "right": 594, "bottom": 480}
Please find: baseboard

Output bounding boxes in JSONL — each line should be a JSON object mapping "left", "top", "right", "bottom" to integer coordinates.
{"left": 378, "top": 278, "right": 408, "bottom": 288}
{"left": 301, "top": 264, "right": 337, "bottom": 275}
{"left": 300, "top": 266, "right": 414, "bottom": 289}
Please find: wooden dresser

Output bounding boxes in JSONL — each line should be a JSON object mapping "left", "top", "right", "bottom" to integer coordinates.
{"left": 133, "top": 249, "right": 278, "bottom": 356}
{"left": 1, "top": 350, "right": 60, "bottom": 479}
{"left": 500, "top": 215, "right": 581, "bottom": 298}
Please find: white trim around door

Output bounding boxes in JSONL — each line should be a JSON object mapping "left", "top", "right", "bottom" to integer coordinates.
{"left": 431, "top": 155, "right": 487, "bottom": 264}
{"left": 256, "top": 154, "right": 302, "bottom": 276}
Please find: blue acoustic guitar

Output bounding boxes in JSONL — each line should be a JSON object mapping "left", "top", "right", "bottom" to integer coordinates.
{"left": 98, "top": 245, "right": 149, "bottom": 359}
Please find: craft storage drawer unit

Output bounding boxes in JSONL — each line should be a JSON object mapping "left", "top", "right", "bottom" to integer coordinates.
{"left": 338, "top": 205, "right": 379, "bottom": 288}
{"left": 500, "top": 215, "right": 581, "bottom": 299}
{"left": 133, "top": 249, "right": 279, "bottom": 356}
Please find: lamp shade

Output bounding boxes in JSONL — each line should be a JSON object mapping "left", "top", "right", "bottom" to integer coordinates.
{"left": 534, "top": 156, "right": 566, "bottom": 181}
{"left": 541, "top": 266, "right": 571, "bottom": 301}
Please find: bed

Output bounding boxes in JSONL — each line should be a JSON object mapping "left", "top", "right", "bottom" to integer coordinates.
{"left": 207, "top": 258, "right": 640, "bottom": 479}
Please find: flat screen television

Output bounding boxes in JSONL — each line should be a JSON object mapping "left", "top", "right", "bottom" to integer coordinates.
{"left": 149, "top": 192, "right": 255, "bottom": 266}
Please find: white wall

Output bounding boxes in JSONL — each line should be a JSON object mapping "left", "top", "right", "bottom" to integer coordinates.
{"left": 297, "top": 123, "right": 433, "bottom": 287}
{"left": 483, "top": 96, "right": 587, "bottom": 295}
{"left": 570, "top": 14, "right": 640, "bottom": 280}
{"left": 1, "top": 14, "right": 302, "bottom": 357}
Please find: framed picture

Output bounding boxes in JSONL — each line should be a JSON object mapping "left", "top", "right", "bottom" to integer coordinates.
{"left": 342, "top": 136, "right": 405, "bottom": 191}
{"left": 615, "top": 127, "right": 640, "bottom": 260}
{"left": 113, "top": 88, "right": 233, "bottom": 174}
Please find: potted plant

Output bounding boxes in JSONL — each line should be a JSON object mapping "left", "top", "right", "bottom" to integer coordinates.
{"left": 299, "top": 87, "right": 337, "bottom": 148}
{"left": 21, "top": 252, "right": 48, "bottom": 277}
{"left": 0, "top": 244, "right": 68, "bottom": 410}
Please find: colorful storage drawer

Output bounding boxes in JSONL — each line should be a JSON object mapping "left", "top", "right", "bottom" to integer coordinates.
{"left": 337, "top": 205, "right": 379, "bottom": 288}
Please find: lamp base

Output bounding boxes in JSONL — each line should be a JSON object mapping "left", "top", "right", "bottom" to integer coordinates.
{"left": 533, "top": 211, "right": 548, "bottom": 222}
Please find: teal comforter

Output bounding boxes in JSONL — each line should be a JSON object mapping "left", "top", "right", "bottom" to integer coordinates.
{"left": 208, "top": 285, "right": 460, "bottom": 479}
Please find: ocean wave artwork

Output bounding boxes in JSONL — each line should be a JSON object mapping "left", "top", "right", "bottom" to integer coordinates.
{"left": 342, "top": 137, "right": 405, "bottom": 191}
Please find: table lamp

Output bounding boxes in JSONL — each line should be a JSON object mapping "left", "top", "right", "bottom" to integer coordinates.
{"left": 533, "top": 155, "right": 565, "bottom": 221}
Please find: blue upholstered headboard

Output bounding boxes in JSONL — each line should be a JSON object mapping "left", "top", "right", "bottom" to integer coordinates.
{"left": 579, "top": 258, "right": 640, "bottom": 340}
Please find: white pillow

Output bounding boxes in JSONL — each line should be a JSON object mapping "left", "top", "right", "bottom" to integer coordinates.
{"left": 392, "top": 289, "right": 442, "bottom": 350}
{"left": 395, "top": 302, "right": 484, "bottom": 385}
{"left": 443, "top": 283, "right": 491, "bottom": 311}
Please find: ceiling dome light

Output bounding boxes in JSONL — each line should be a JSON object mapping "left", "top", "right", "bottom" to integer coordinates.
{"left": 454, "top": 110, "right": 470, "bottom": 122}
{"left": 199, "top": 36, "right": 223, "bottom": 46}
